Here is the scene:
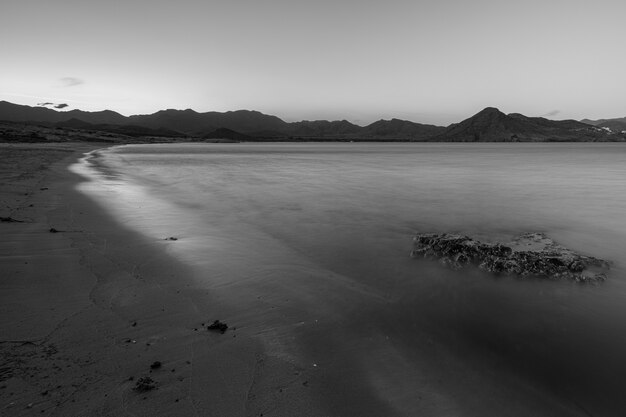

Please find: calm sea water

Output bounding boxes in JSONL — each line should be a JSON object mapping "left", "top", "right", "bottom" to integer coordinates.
{"left": 73, "top": 143, "right": 626, "bottom": 416}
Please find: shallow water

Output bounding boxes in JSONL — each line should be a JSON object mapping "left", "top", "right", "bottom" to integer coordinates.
{"left": 72, "top": 143, "right": 626, "bottom": 416}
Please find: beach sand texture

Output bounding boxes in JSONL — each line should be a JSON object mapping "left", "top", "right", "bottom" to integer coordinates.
{"left": 0, "top": 144, "right": 324, "bottom": 416}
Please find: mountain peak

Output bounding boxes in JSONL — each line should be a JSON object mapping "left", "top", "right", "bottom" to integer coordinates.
{"left": 474, "top": 107, "right": 505, "bottom": 117}
{"left": 430, "top": 106, "right": 611, "bottom": 142}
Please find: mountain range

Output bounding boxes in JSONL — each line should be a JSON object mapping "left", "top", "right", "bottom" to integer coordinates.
{"left": 0, "top": 100, "right": 623, "bottom": 142}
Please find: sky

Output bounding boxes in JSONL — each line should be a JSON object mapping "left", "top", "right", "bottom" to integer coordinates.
{"left": 1, "top": 0, "right": 625, "bottom": 126}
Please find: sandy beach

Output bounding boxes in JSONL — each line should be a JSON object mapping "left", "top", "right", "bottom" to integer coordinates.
{"left": 0, "top": 143, "right": 326, "bottom": 416}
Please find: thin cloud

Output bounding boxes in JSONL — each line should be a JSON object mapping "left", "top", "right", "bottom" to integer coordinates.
{"left": 36, "top": 101, "right": 70, "bottom": 109}
{"left": 60, "top": 77, "right": 84, "bottom": 87}
{"left": 541, "top": 110, "right": 560, "bottom": 117}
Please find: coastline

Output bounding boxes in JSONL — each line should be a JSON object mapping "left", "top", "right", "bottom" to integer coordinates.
{"left": 0, "top": 143, "right": 323, "bottom": 416}
{"left": 3, "top": 142, "right": 625, "bottom": 416}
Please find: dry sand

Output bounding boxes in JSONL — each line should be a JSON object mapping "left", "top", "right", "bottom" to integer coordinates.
{"left": 0, "top": 143, "right": 323, "bottom": 416}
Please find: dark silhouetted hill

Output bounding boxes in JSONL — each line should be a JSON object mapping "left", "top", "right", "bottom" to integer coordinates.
{"left": 203, "top": 128, "right": 251, "bottom": 141}
{"left": 2, "top": 100, "right": 623, "bottom": 141}
{"left": 2, "top": 101, "right": 448, "bottom": 140}
{"left": 430, "top": 107, "right": 615, "bottom": 142}
{"left": 127, "top": 109, "right": 288, "bottom": 135}
{"left": 287, "top": 120, "right": 362, "bottom": 137}
{"left": 362, "top": 118, "right": 445, "bottom": 140}
{"left": 55, "top": 118, "right": 183, "bottom": 137}
{"left": 581, "top": 116, "right": 626, "bottom": 133}
{"left": 0, "top": 100, "right": 127, "bottom": 125}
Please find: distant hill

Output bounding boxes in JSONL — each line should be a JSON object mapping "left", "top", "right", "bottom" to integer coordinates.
{"left": 430, "top": 107, "right": 616, "bottom": 142}
{"left": 127, "top": 109, "right": 288, "bottom": 135}
{"left": 62, "top": 109, "right": 127, "bottom": 125}
{"left": 581, "top": 116, "right": 626, "bottom": 125}
{"left": 55, "top": 118, "right": 184, "bottom": 137}
{"left": 0, "top": 101, "right": 289, "bottom": 137}
{"left": 203, "top": 127, "right": 252, "bottom": 141}
{"left": 0, "top": 100, "right": 447, "bottom": 140}
{"left": 1, "top": 100, "right": 623, "bottom": 141}
{"left": 361, "top": 118, "right": 445, "bottom": 140}
{"left": 581, "top": 116, "right": 626, "bottom": 133}
{"left": 0, "top": 100, "right": 126, "bottom": 125}
{"left": 286, "top": 120, "right": 362, "bottom": 137}
{"left": 55, "top": 118, "right": 93, "bottom": 129}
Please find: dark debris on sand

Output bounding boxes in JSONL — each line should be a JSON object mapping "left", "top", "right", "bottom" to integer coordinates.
{"left": 1, "top": 216, "right": 24, "bottom": 223}
{"left": 207, "top": 320, "right": 228, "bottom": 334}
{"left": 133, "top": 376, "right": 157, "bottom": 392}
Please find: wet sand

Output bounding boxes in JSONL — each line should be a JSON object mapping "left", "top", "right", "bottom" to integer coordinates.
{"left": 0, "top": 144, "right": 324, "bottom": 416}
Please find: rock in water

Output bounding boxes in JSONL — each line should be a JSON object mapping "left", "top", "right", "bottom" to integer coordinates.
{"left": 411, "top": 232, "right": 609, "bottom": 283}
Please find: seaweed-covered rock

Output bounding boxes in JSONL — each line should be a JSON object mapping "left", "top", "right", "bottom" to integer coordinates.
{"left": 411, "top": 232, "right": 609, "bottom": 283}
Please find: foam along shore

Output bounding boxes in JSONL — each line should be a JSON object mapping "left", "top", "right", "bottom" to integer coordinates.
{"left": 0, "top": 143, "right": 325, "bottom": 416}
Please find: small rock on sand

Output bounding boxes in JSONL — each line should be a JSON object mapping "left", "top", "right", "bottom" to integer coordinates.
{"left": 207, "top": 320, "right": 228, "bottom": 334}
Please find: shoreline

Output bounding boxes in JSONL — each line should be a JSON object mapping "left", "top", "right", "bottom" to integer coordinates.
{"left": 0, "top": 143, "right": 323, "bottom": 416}
{"left": 3, "top": 142, "right": 624, "bottom": 416}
